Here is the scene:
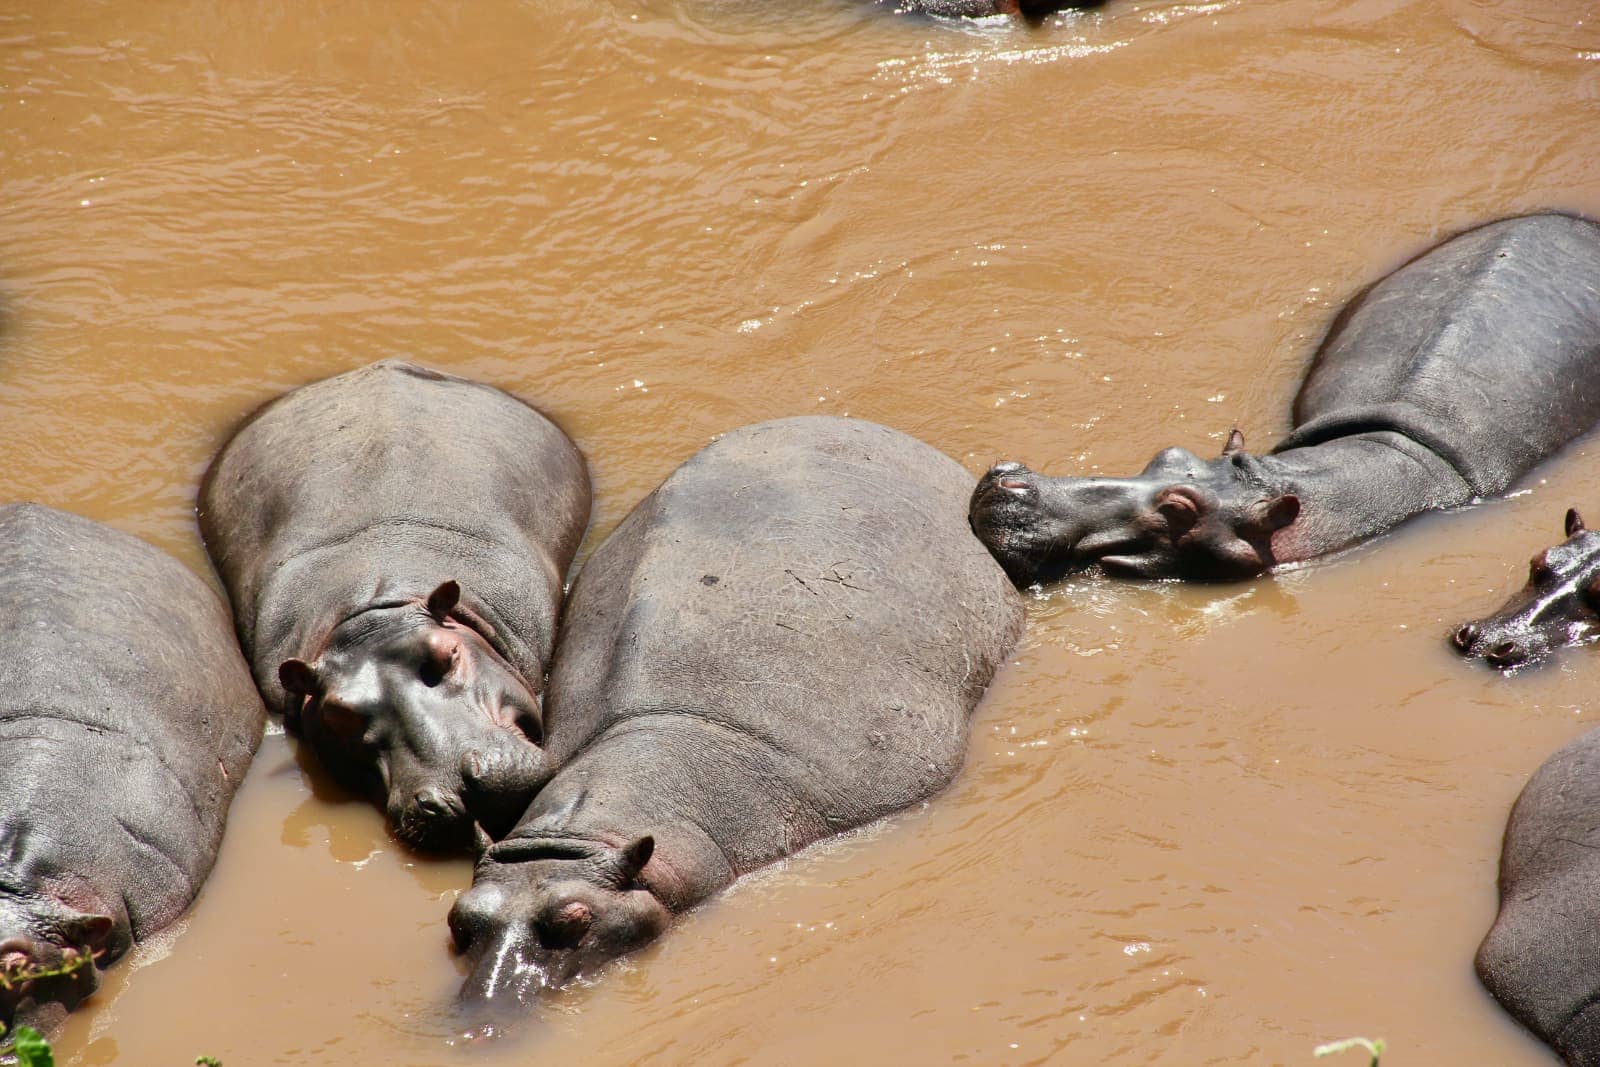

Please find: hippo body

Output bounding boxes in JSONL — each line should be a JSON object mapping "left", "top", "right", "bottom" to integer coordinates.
{"left": 971, "top": 213, "right": 1600, "bottom": 583}
{"left": 1478, "top": 726, "right": 1600, "bottom": 1064}
{"left": 199, "top": 360, "right": 590, "bottom": 849}
{"left": 449, "top": 416, "right": 1023, "bottom": 1010}
{"left": 895, "top": 0, "right": 1102, "bottom": 20}
{"left": 0, "top": 504, "right": 265, "bottom": 1035}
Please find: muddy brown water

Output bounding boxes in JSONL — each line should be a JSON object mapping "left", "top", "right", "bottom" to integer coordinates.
{"left": 2, "top": 0, "right": 1598, "bottom": 1062}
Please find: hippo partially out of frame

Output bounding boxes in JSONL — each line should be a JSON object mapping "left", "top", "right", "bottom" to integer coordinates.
{"left": 1479, "top": 726, "right": 1600, "bottom": 1064}
{"left": 1452, "top": 508, "right": 1600, "bottom": 669}
{"left": 447, "top": 416, "right": 1023, "bottom": 1017}
{"left": 0, "top": 504, "right": 265, "bottom": 1036}
{"left": 895, "top": 0, "right": 1102, "bottom": 20}
{"left": 971, "top": 213, "right": 1600, "bottom": 584}
{"left": 199, "top": 360, "right": 590, "bottom": 851}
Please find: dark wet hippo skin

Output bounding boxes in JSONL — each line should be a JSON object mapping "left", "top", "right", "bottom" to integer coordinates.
{"left": 1452, "top": 508, "right": 1600, "bottom": 669}
{"left": 894, "top": 0, "right": 1101, "bottom": 21}
{"left": 1478, "top": 726, "right": 1600, "bottom": 1065}
{"left": 972, "top": 212, "right": 1600, "bottom": 583}
{"left": 198, "top": 360, "right": 590, "bottom": 851}
{"left": 0, "top": 504, "right": 265, "bottom": 1036}
{"left": 448, "top": 416, "right": 1023, "bottom": 1017}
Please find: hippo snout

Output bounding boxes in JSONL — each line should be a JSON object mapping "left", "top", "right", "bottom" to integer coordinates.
{"left": 390, "top": 786, "right": 471, "bottom": 850}
{"left": 1451, "top": 620, "right": 1540, "bottom": 670}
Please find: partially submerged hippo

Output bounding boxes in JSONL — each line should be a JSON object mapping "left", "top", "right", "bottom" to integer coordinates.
{"left": 1478, "top": 727, "right": 1600, "bottom": 1064}
{"left": 448, "top": 416, "right": 1022, "bottom": 1016}
{"left": 199, "top": 360, "right": 590, "bottom": 850}
{"left": 971, "top": 212, "right": 1600, "bottom": 583}
{"left": 1453, "top": 508, "right": 1600, "bottom": 669}
{"left": 895, "top": 0, "right": 1102, "bottom": 20}
{"left": 0, "top": 504, "right": 264, "bottom": 1036}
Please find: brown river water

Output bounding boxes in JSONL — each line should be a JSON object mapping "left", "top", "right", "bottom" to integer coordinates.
{"left": 3, "top": 0, "right": 1599, "bottom": 1063}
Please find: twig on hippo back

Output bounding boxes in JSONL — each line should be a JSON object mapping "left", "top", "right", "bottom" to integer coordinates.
{"left": 0, "top": 950, "right": 93, "bottom": 994}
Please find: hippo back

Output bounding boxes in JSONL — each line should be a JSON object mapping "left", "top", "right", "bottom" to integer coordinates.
{"left": 538, "top": 416, "right": 1023, "bottom": 873}
{"left": 199, "top": 359, "right": 590, "bottom": 710}
{"left": 0, "top": 504, "right": 265, "bottom": 946}
{"left": 1281, "top": 213, "right": 1600, "bottom": 496}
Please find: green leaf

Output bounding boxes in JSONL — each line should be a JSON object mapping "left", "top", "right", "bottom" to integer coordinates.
{"left": 196, "top": 1058, "right": 223, "bottom": 1066}
{"left": 1313, "top": 1036, "right": 1384, "bottom": 1066}
{"left": 10, "top": 1026, "right": 56, "bottom": 1067}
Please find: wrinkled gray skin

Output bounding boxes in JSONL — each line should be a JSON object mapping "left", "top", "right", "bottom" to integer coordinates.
{"left": 1478, "top": 726, "right": 1600, "bottom": 1064}
{"left": 199, "top": 360, "right": 590, "bottom": 851}
{"left": 449, "top": 416, "right": 1023, "bottom": 1020}
{"left": 1453, "top": 508, "right": 1600, "bottom": 669}
{"left": 972, "top": 213, "right": 1600, "bottom": 584}
{"left": 0, "top": 504, "right": 264, "bottom": 1036}
{"left": 894, "top": 0, "right": 1101, "bottom": 21}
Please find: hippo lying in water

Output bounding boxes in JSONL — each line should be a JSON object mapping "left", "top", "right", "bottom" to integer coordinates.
{"left": 0, "top": 504, "right": 265, "bottom": 1037}
{"left": 1452, "top": 509, "right": 1600, "bottom": 669}
{"left": 1478, "top": 726, "right": 1600, "bottom": 1064}
{"left": 896, "top": 0, "right": 1101, "bottom": 20}
{"left": 199, "top": 360, "right": 590, "bottom": 851}
{"left": 971, "top": 212, "right": 1600, "bottom": 583}
{"left": 447, "top": 416, "right": 1022, "bottom": 1016}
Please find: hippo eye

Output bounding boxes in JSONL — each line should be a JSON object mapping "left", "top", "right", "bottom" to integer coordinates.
{"left": 419, "top": 646, "right": 456, "bottom": 688}
{"left": 1530, "top": 551, "right": 1555, "bottom": 584}
{"left": 315, "top": 698, "right": 368, "bottom": 742}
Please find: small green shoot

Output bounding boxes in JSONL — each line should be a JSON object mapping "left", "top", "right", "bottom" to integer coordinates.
{"left": 0, "top": 1023, "right": 56, "bottom": 1067}
{"left": 196, "top": 1057, "right": 223, "bottom": 1066}
{"left": 1314, "top": 1035, "right": 1385, "bottom": 1066}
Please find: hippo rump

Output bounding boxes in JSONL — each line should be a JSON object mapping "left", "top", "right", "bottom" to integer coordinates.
{"left": 1478, "top": 726, "right": 1600, "bottom": 1064}
{"left": 0, "top": 504, "right": 265, "bottom": 1036}
{"left": 198, "top": 360, "right": 590, "bottom": 850}
{"left": 971, "top": 212, "right": 1600, "bottom": 583}
{"left": 447, "top": 416, "right": 1024, "bottom": 1014}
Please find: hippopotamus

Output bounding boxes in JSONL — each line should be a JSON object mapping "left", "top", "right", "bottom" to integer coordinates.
{"left": 971, "top": 212, "right": 1600, "bottom": 584}
{"left": 447, "top": 416, "right": 1023, "bottom": 1015}
{"left": 199, "top": 360, "right": 590, "bottom": 851}
{"left": 1452, "top": 509, "right": 1600, "bottom": 669}
{"left": 895, "top": 0, "right": 1101, "bottom": 20}
{"left": 0, "top": 504, "right": 265, "bottom": 1037}
{"left": 1478, "top": 726, "right": 1600, "bottom": 1064}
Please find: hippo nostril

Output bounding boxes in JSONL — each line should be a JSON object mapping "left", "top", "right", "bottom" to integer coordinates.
{"left": 998, "top": 478, "right": 1031, "bottom": 492}
{"left": 1453, "top": 623, "right": 1480, "bottom": 651}
{"left": 413, "top": 788, "right": 456, "bottom": 819}
{"left": 1487, "top": 641, "right": 1524, "bottom": 666}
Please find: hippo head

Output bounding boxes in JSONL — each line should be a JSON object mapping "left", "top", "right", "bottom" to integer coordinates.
{"left": 969, "top": 430, "right": 1301, "bottom": 584}
{"left": 0, "top": 899, "right": 111, "bottom": 1035}
{"left": 1452, "top": 509, "right": 1600, "bottom": 670}
{"left": 450, "top": 834, "right": 667, "bottom": 1019}
{"left": 277, "top": 580, "right": 547, "bottom": 851}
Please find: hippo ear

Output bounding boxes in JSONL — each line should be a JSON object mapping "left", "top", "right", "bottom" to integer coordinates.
{"left": 1262, "top": 493, "right": 1300, "bottom": 531}
{"left": 617, "top": 835, "right": 655, "bottom": 882}
{"left": 60, "top": 912, "right": 113, "bottom": 955}
{"left": 278, "top": 658, "right": 319, "bottom": 697}
{"left": 426, "top": 579, "right": 461, "bottom": 619}
{"left": 1153, "top": 486, "right": 1204, "bottom": 534}
{"left": 1567, "top": 508, "right": 1587, "bottom": 538}
{"left": 1221, "top": 428, "right": 1246, "bottom": 456}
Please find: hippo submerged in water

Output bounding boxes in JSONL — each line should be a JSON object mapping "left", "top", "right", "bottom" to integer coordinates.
{"left": 199, "top": 360, "right": 590, "bottom": 851}
{"left": 1452, "top": 508, "right": 1600, "bottom": 669}
{"left": 0, "top": 504, "right": 265, "bottom": 1037}
{"left": 971, "top": 212, "right": 1600, "bottom": 584}
{"left": 1478, "top": 726, "right": 1600, "bottom": 1065}
{"left": 447, "top": 416, "right": 1023, "bottom": 1017}
{"left": 896, "top": 0, "right": 1102, "bottom": 20}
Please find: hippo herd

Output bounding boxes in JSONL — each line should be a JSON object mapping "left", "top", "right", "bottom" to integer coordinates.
{"left": 2, "top": 211, "right": 1600, "bottom": 1061}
